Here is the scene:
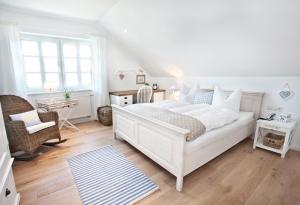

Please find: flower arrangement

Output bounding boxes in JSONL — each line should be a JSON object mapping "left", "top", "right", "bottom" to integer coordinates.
{"left": 64, "top": 89, "right": 71, "bottom": 100}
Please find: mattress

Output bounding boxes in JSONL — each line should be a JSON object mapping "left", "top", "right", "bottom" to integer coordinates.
{"left": 185, "top": 111, "right": 254, "bottom": 154}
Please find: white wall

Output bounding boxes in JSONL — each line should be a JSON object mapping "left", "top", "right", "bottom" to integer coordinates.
{"left": 153, "top": 76, "right": 300, "bottom": 150}
{"left": 106, "top": 36, "right": 152, "bottom": 91}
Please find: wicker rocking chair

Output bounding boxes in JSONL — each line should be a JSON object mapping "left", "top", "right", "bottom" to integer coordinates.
{"left": 0, "top": 95, "right": 66, "bottom": 159}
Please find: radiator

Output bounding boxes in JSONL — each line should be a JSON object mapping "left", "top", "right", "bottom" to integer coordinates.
{"left": 32, "top": 91, "right": 94, "bottom": 120}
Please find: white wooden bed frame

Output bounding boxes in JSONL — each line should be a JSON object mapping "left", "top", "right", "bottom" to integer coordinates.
{"left": 112, "top": 91, "right": 264, "bottom": 192}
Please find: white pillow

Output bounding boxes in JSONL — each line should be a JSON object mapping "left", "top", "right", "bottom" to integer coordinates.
{"left": 187, "top": 83, "right": 201, "bottom": 102}
{"left": 212, "top": 86, "right": 242, "bottom": 113}
{"left": 188, "top": 83, "right": 200, "bottom": 96}
{"left": 179, "top": 83, "right": 201, "bottom": 103}
{"left": 10, "top": 110, "right": 42, "bottom": 127}
{"left": 179, "top": 84, "right": 191, "bottom": 102}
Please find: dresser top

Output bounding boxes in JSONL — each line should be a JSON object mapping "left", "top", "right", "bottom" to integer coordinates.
{"left": 109, "top": 89, "right": 166, "bottom": 96}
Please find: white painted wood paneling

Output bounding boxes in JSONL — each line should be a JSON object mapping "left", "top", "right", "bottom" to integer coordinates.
{"left": 116, "top": 114, "right": 136, "bottom": 143}
{"left": 0, "top": 103, "right": 20, "bottom": 205}
{"left": 138, "top": 125, "right": 173, "bottom": 164}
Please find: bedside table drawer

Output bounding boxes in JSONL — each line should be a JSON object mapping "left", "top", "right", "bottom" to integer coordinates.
{"left": 262, "top": 123, "right": 282, "bottom": 130}
{"left": 258, "top": 121, "right": 288, "bottom": 132}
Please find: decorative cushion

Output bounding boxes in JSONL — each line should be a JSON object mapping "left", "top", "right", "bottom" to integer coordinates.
{"left": 26, "top": 121, "right": 56, "bottom": 134}
{"left": 193, "top": 91, "right": 214, "bottom": 104}
{"left": 212, "top": 86, "right": 242, "bottom": 113}
{"left": 10, "top": 110, "right": 42, "bottom": 127}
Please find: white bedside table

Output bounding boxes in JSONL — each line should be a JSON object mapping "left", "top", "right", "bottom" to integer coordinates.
{"left": 253, "top": 119, "right": 297, "bottom": 158}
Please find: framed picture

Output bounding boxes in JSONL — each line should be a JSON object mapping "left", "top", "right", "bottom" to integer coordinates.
{"left": 136, "top": 75, "right": 146, "bottom": 84}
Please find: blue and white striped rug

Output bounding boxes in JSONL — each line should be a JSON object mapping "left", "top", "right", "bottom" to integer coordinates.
{"left": 68, "top": 145, "right": 159, "bottom": 205}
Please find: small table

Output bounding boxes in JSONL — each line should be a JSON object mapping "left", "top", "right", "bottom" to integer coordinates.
{"left": 253, "top": 119, "right": 297, "bottom": 158}
{"left": 37, "top": 99, "right": 80, "bottom": 131}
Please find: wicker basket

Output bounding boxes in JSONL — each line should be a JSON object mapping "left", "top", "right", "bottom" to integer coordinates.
{"left": 97, "top": 106, "right": 112, "bottom": 126}
{"left": 263, "top": 133, "right": 284, "bottom": 149}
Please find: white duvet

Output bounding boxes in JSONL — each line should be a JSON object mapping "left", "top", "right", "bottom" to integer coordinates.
{"left": 151, "top": 100, "right": 240, "bottom": 132}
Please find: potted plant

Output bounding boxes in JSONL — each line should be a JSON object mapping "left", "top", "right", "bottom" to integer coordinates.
{"left": 64, "top": 89, "right": 71, "bottom": 100}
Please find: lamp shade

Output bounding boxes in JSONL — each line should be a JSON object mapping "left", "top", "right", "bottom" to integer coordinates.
{"left": 169, "top": 85, "right": 176, "bottom": 90}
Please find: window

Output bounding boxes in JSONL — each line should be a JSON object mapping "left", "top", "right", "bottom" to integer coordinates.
{"left": 21, "top": 34, "right": 93, "bottom": 92}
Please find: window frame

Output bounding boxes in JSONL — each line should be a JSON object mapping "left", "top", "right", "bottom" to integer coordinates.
{"left": 21, "top": 34, "right": 93, "bottom": 93}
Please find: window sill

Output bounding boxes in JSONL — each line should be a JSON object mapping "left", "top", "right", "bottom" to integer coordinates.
{"left": 27, "top": 89, "right": 93, "bottom": 96}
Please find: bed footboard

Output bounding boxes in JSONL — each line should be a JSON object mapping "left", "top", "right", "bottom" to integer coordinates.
{"left": 112, "top": 104, "right": 190, "bottom": 191}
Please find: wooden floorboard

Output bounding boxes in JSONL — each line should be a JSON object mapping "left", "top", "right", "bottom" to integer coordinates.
{"left": 12, "top": 121, "right": 300, "bottom": 205}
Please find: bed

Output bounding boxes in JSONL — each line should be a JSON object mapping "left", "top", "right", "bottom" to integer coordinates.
{"left": 112, "top": 91, "right": 264, "bottom": 192}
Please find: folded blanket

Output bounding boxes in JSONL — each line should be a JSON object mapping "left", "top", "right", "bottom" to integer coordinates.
{"left": 125, "top": 104, "right": 206, "bottom": 141}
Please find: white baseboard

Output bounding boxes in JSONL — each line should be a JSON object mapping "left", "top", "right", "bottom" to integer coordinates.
{"left": 290, "top": 146, "right": 300, "bottom": 152}
{"left": 68, "top": 116, "right": 95, "bottom": 124}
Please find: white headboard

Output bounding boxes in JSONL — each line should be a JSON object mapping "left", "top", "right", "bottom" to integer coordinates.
{"left": 206, "top": 90, "right": 264, "bottom": 120}
{"left": 239, "top": 91, "right": 264, "bottom": 120}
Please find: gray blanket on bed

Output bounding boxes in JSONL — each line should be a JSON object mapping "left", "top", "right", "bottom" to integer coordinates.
{"left": 125, "top": 104, "right": 206, "bottom": 141}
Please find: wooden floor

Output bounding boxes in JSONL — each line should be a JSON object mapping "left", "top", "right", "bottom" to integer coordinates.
{"left": 13, "top": 121, "right": 300, "bottom": 205}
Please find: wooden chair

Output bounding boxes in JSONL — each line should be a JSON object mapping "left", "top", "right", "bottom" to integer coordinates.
{"left": 0, "top": 95, "right": 66, "bottom": 159}
{"left": 137, "top": 85, "right": 153, "bottom": 103}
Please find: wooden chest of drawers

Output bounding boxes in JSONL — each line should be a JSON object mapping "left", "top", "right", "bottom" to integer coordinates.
{"left": 109, "top": 89, "right": 165, "bottom": 107}
{"left": 110, "top": 95, "right": 133, "bottom": 106}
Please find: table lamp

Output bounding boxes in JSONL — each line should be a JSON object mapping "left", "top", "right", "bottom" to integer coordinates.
{"left": 44, "top": 81, "right": 57, "bottom": 102}
{"left": 169, "top": 85, "right": 179, "bottom": 100}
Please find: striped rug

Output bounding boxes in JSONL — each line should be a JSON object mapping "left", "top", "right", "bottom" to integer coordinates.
{"left": 68, "top": 145, "right": 159, "bottom": 205}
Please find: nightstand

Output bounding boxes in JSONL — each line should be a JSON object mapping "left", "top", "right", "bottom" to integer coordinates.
{"left": 253, "top": 119, "right": 297, "bottom": 158}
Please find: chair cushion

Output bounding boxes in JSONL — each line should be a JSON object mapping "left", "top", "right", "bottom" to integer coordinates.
{"left": 26, "top": 121, "right": 56, "bottom": 134}
{"left": 10, "top": 110, "right": 42, "bottom": 127}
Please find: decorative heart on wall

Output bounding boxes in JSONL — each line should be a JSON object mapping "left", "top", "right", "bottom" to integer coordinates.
{"left": 119, "top": 73, "right": 125, "bottom": 80}
{"left": 279, "top": 91, "right": 291, "bottom": 99}
{"left": 279, "top": 83, "right": 294, "bottom": 101}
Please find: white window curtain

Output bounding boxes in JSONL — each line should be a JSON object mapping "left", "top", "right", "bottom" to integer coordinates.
{"left": 92, "top": 36, "right": 109, "bottom": 118}
{"left": 0, "top": 24, "right": 27, "bottom": 97}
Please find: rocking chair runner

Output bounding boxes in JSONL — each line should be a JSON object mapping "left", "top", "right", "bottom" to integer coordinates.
{"left": 0, "top": 95, "right": 66, "bottom": 155}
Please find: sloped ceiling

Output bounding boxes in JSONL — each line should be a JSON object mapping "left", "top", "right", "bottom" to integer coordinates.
{"left": 101, "top": 0, "right": 300, "bottom": 77}
{"left": 1, "top": 0, "right": 300, "bottom": 77}
{"left": 0, "top": 0, "right": 121, "bottom": 20}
